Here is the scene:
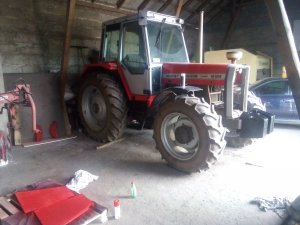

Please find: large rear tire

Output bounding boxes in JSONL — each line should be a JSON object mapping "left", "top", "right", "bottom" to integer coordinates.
{"left": 153, "top": 97, "right": 227, "bottom": 173}
{"left": 78, "top": 75, "right": 127, "bottom": 142}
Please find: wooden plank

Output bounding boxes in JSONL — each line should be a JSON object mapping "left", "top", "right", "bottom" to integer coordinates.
{"left": 77, "top": 0, "right": 135, "bottom": 15}
{"left": 116, "top": 0, "right": 126, "bottom": 8}
{"left": 22, "top": 136, "right": 77, "bottom": 148}
{"left": 96, "top": 137, "right": 125, "bottom": 150}
{"left": 185, "top": 0, "right": 210, "bottom": 22}
{"left": 182, "top": 0, "right": 194, "bottom": 10}
{"left": 138, "top": 0, "right": 151, "bottom": 11}
{"left": 0, "top": 207, "right": 9, "bottom": 220}
{"left": 60, "top": 0, "right": 76, "bottom": 136}
{"left": 0, "top": 197, "right": 19, "bottom": 214}
{"left": 158, "top": 0, "right": 173, "bottom": 13}
{"left": 221, "top": 6, "right": 241, "bottom": 48}
{"left": 69, "top": 208, "right": 101, "bottom": 225}
{"left": 176, "top": 0, "right": 184, "bottom": 17}
{"left": 8, "top": 105, "right": 22, "bottom": 145}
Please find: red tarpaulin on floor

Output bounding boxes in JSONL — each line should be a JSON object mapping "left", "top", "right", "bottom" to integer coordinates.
{"left": 15, "top": 186, "right": 75, "bottom": 213}
{"left": 35, "top": 194, "right": 93, "bottom": 225}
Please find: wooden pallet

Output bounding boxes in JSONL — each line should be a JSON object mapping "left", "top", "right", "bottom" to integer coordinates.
{"left": 0, "top": 196, "right": 20, "bottom": 220}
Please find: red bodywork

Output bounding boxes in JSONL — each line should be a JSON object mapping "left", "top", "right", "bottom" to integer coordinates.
{"left": 0, "top": 84, "right": 41, "bottom": 141}
{"left": 81, "top": 62, "right": 231, "bottom": 107}
{"left": 81, "top": 62, "right": 156, "bottom": 107}
{"left": 162, "top": 63, "right": 228, "bottom": 86}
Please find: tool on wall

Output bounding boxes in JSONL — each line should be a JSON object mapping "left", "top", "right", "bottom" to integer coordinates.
{"left": 0, "top": 82, "right": 41, "bottom": 144}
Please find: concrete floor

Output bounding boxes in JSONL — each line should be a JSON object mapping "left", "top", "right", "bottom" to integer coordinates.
{"left": 0, "top": 125, "right": 299, "bottom": 225}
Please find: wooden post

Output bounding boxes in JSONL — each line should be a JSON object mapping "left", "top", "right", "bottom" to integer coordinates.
{"left": 60, "top": 0, "right": 76, "bottom": 136}
{"left": 264, "top": 0, "right": 300, "bottom": 117}
{"left": 176, "top": 0, "right": 184, "bottom": 17}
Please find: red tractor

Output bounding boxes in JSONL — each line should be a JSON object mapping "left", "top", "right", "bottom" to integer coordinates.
{"left": 78, "top": 11, "right": 274, "bottom": 173}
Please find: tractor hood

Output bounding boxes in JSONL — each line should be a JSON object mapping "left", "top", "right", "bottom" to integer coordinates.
{"left": 162, "top": 62, "right": 229, "bottom": 86}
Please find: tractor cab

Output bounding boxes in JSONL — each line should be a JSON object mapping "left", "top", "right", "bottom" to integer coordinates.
{"left": 100, "top": 11, "right": 188, "bottom": 95}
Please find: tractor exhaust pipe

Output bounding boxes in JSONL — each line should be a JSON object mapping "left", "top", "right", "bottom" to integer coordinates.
{"left": 199, "top": 11, "right": 204, "bottom": 63}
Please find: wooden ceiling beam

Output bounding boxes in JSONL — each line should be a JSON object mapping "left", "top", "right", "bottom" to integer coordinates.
{"left": 182, "top": 0, "right": 194, "bottom": 10}
{"left": 176, "top": 0, "right": 184, "bottom": 17}
{"left": 185, "top": 0, "right": 211, "bottom": 22}
{"left": 76, "top": 0, "right": 135, "bottom": 15}
{"left": 158, "top": 0, "right": 173, "bottom": 13}
{"left": 138, "top": 0, "right": 151, "bottom": 11}
{"left": 205, "top": 1, "right": 229, "bottom": 25}
{"left": 116, "top": 0, "right": 126, "bottom": 8}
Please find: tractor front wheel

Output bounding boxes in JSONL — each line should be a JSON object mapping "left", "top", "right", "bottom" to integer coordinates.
{"left": 153, "top": 97, "right": 227, "bottom": 173}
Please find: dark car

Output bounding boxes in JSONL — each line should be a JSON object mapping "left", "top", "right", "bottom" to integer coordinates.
{"left": 249, "top": 77, "right": 300, "bottom": 124}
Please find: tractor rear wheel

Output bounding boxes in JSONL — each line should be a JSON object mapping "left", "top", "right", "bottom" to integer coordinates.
{"left": 78, "top": 75, "right": 127, "bottom": 142}
{"left": 153, "top": 97, "right": 227, "bottom": 173}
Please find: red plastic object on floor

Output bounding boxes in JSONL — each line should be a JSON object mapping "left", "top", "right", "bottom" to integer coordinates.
{"left": 49, "top": 121, "right": 58, "bottom": 138}
{"left": 15, "top": 186, "right": 75, "bottom": 213}
{"left": 35, "top": 194, "right": 93, "bottom": 225}
{"left": 35, "top": 124, "right": 43, "bottom": 142}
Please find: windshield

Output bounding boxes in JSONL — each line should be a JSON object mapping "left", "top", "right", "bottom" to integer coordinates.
{"left": 147, "top": 21, "right": 188, "bottom": 63}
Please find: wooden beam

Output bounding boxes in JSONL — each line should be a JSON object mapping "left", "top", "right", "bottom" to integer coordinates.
{"left": 158, "top": 0, "right": 173, "bottom": 13}
{"left": 221, "top": 1, "right": 241, "bottom": 48}
{"left": 138, "top": 0, "right": 151, "bottom": 11}
{"left": 185, "top": 0, "right": 211, "bottom": 22}
{"left": 60, "top": 0, "right": 76, "bottom": 136}
{"left": 205, "top": 1, "right": 229, "bottom": 25}
{"left": 264, "top": 0, "right": 300, "bottom": 117}
{"left": 182, "top": 0, "right": 194, "bottom": 10}
{"left": 176, "top": 0, "right": 184, "bottom": 17}
{"left": 76, "top": 0, "right": 135, "bottom": 15}
{"left": 116, "top": 0, "right": 126, "bottom": 8}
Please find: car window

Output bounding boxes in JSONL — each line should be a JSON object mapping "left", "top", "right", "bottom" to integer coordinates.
{"left": 255, "top": 80, "right": 288, "bottom": 95}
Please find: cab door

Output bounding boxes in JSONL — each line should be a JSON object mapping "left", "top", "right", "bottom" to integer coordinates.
{"left": 120, "top": 21, "right": 150, "bottom": 95}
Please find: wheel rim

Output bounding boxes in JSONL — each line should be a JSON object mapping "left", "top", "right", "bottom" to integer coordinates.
{"left": 161, "top": 112, "right": 199, "bottom": 161}
{"left": 81, "top": 85, "right": 107, "bottom": 131}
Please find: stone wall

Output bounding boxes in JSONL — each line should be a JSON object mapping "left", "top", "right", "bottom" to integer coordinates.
{"left": 0, "top": 0, "right": 121, "bottom": 75}
{"left": 0, "top": 55, "right": 8, "bottom": 132}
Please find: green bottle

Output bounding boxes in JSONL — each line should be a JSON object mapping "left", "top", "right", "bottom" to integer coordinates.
{"left": 131, "top": 182, "right": 137, "bottom": 198}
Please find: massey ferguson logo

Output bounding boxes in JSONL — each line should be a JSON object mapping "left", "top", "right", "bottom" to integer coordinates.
{"left": 163, "top": 74, "right": 225, "bottom": 79}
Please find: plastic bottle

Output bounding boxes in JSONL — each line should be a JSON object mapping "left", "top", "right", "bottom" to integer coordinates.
{"left": 131, "top": 181, "right": 137, "bottom": 198}
{"left": 114, "top": 200, "right": 120, "bottom": 219}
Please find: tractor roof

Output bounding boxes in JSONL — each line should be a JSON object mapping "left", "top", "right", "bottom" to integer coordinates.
{"left": 102, "top": 11, "right": 184, "bottom": 27}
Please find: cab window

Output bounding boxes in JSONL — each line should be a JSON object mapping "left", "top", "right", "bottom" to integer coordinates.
{"left": 104, "top": 24, "right": 120, "bottom": 61}
{"left": 122, "top": 21, "right": 146, "bottom": 74}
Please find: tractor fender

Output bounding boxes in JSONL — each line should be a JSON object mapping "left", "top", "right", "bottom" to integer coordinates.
{"left": 149, "top": 86, "right": 203, "bottom": 117}
{"left": 80, "top": 62, "right": 118, "bottom": 78}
